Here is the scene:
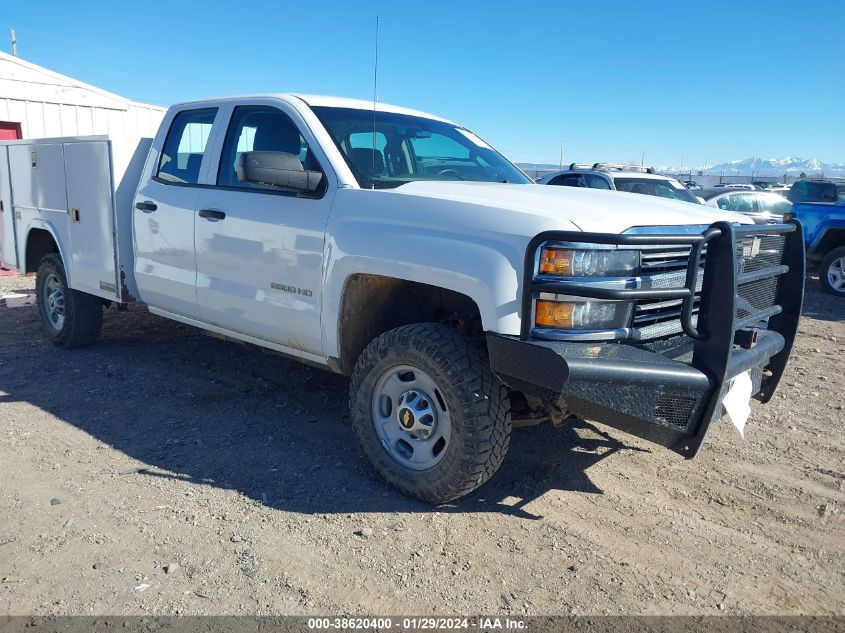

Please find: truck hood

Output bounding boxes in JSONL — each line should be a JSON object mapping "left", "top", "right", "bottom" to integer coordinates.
{"left": 392, "top": 181, "right": 750, "bottom": 233}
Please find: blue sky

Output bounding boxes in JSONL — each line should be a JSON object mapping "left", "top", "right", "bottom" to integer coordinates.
{"left": 3, "top": 0, "right": 843, "bottom": 167}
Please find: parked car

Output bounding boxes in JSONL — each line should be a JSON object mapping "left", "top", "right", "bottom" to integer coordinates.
{"left": 712, "top": 183, "right": 759, "bottom": 190}
{"left": 787, "top": 179, "right": 841, "bottom": 204}
{"left": 683, "top": 180, "right": 702, "bottom": 190}
{"left": 0, "top": 94, "right": 804, "bottom": 503}
{"left": 788, "top": 199, "right": 845, "bottom": 296}
{"left": 769, "top": 186, "right": 792, "bottom": 198}
{"left": 752, "top": 181, "right": 776, "bottom": 190}
{"left": 539, "top": 163, "right": 703, "bottom": 204}
{"left": 698, "top": 188, "right": 792, "bottom": 224}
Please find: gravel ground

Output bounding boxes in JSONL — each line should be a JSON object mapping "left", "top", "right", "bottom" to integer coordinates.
{"left": 0, "top": 273, "right": 842, "bottom": 616}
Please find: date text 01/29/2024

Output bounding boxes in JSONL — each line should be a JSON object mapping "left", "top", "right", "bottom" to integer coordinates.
{"left": 306, "top": 617, "right": 527, "bottom": 629}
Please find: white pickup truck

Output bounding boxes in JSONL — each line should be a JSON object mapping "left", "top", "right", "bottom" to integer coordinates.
{"left": 0, "top": 94, "right": 805, "bottom": 503}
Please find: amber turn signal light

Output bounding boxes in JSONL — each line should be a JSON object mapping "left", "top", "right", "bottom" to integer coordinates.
{"left": 535, "top": 300, "right": 575, "bottom": 329}
{"left": 539, "top": 248, "right": 574, "bottom": 275}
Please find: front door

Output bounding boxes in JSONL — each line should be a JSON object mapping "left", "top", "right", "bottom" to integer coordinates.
{"left": 133, "top": 107, "right": 219, "bottom": 318}
{"left": 193, "top": 104, "right": 334, "bottom": 356}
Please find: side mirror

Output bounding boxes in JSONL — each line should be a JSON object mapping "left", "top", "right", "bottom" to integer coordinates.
{"left": 238, "top": 151, "right": 323, "bottom": 193}
{"left": 696, "top": 196, "right": 705, "bottom": 204}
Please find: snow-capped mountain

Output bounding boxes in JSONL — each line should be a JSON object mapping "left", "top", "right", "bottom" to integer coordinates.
{"left": 662, "top": 157, "right": 845, "bottom": 177}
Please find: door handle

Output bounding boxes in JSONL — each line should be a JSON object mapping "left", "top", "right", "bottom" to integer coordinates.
{"left": 198, "top": 209, "right": 226, "bottom": 221}
{"left": 135, "top": 201, "right": 157, "bottom": 213}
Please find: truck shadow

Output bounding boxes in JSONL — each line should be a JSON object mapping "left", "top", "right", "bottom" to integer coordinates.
{"left": 0, "top": 298, "right": 651, "bottom": 520}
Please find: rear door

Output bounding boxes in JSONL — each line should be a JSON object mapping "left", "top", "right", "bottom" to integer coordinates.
{"left": 192, "top": 102, "right": 334, "bottom": 355}
{"left": 133, "top": 107, "right": 222, "bottom": 318}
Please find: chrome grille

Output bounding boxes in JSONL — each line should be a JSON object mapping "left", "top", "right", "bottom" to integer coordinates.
{"left": 736, "top": 235, "right": 786, "bottom": 274}
{"left": 735, "top": 233, "right": 786, "bottom": 323}
{"left": 632, "top": 233, "right": 787, "bottom": 340}
{"left": 632, "top": 246, "right": 705, "bottom": 339}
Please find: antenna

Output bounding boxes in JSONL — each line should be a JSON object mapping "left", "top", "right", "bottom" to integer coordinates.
{"left": 9, "top": 28, "right": 17, "bottom": 57}
{"left": 371, "top": 16, "right": 380, "bottom": 189}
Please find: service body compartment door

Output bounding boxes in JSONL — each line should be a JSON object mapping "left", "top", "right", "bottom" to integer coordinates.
{"left": 0, "top": 146, "right": 17, "bottom": 269}
{"left": 8, "top": 142, "right": 69, "bottom": 272}
{"left": 64, "top": 141, "right": 119, "bottom": 300}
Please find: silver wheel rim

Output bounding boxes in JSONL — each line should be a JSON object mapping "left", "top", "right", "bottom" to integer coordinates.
{"left": 41, "top": 272, "right": 65, "bottom": 331}
{"left": 828, "top": 256, "right": 845, "bottom": 292}
{"left": 371, "top": 364, "right": 451, "bottom": 471}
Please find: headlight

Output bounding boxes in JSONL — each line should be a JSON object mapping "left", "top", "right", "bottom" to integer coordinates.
{"left": 539, "top": 247, "right": 639, "bottom": 277}
{"left": 535, "top": 299, "right": 634, "bottom": 330}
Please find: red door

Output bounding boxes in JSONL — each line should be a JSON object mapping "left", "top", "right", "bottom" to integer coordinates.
{"left": 0, "top": 122, "right": 22, "bottom": 140}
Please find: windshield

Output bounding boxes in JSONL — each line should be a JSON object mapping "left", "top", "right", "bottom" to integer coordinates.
{"left": 613, "top": 177, "right": 701, "bottom": 204}
{"left": 787, "top": 180, "right": 839, "bottom": 203}
{"left": 311, "top": 106, "right": 531, "bottom": 189}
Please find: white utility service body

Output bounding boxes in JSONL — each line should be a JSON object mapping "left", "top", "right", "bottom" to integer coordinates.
{"left": 0, "top": 94, "right": 805, "bottom": 503}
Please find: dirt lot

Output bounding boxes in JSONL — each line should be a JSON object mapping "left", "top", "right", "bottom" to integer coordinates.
{"left": 0, "top": 273, "right": 842, "bottom": 617}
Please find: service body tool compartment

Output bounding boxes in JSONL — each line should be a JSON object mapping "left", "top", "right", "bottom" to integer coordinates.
{"left": 1, "top": 137, "right": 120, "bottom": 302}
{"left": 8, "top": 141, "right": 68, "bottom": 272}
{"left": 63, "top": 141, "right": 120, "bottom": 300}
{"left": 0, "top": 146, "right": 17, "bottom": 268}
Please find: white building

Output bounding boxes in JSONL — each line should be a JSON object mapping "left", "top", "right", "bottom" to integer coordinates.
{"left": 0, "top": 51, "right": 165, "bottom": 180}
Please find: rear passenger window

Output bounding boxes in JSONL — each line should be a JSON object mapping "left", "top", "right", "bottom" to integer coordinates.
{"left": 719, "top": 193, "right": 755, "bottom": 213}
{"left": 585, "top": 174, "right": 611, "bottom": 189}
{"left": 549, "top": 174, "right": 583, "bottom": 187}
{"left": 157, "top": 108, "right": 217, "bottom": 184}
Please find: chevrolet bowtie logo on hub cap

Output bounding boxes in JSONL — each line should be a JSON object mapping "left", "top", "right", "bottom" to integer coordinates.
{"left": 399, "top": 407, "right": 415, "bottom": 429}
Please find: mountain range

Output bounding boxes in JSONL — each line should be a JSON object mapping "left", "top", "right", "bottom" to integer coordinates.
{"left": 518, "top": 157, "right": 845, "bottom": 178}
{"left": 660, "top": 157, "right": 844, "bottom": 177}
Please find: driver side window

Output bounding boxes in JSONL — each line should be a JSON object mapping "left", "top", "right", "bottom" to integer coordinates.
{"left": 217, "top": 106, "right": 319, "bottom": 191}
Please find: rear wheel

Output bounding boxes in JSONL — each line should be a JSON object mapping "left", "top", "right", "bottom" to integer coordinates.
{"left": 349, "top": 323, "right": 511, "bottom": 503}
{"left": 36, "top": 253, "right": 103, "bottom": 347}
{"left": 819, "top": 246, "right": 845, "bottom": 297}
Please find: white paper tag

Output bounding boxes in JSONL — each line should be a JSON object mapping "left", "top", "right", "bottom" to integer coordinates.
{"left": 722, "top": 371, "right": 753, "bottom": 438}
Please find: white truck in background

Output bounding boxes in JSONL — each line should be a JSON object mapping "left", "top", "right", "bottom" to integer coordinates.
{"left": 0, "top": 94, "right": 805, "bottom": 503}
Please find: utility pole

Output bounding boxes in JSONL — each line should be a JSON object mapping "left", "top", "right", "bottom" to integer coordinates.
{"left": 559, "top": 138, "right": 564, "bottom": 171}
{"left": 641, "top": 151, "right": 644, "bottom": 166}
{"left": 9, "top": 28, "right": 17, "bottom": 57}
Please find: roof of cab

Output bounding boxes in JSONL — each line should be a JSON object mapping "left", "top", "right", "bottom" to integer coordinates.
{"left": 292, "top": 94, "right": 454, "bottom": 123}
{"left": 170, "top": 93, "right": 455, "bottom": 125}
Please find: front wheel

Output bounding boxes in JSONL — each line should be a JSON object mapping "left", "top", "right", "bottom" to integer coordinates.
{"left": 36, "top": 253, "right": 103, "bottom": 347}
{"left": 349, "top": 323, "right": 511, "bottom": 503}
{"left": 819, "top": 246, "right": 845, "bottom": 297}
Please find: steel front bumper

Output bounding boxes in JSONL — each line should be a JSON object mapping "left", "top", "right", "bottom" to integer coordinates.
{"left": 488, "top": 330, "right": 785, "bottom": 456}
{"left": 489, "top": 220, "right": 806, "bottom": 457}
